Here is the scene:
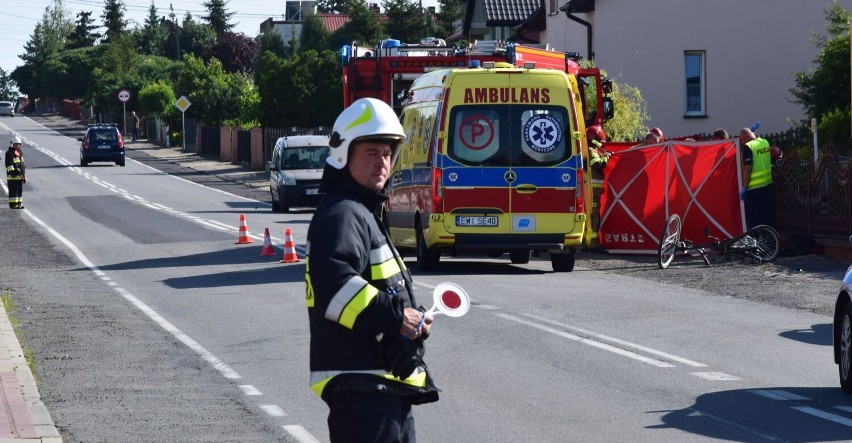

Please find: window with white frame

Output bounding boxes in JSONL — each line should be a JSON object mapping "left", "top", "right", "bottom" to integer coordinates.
{"left": 684, "top": 51, "right": 705, "bottom": 116}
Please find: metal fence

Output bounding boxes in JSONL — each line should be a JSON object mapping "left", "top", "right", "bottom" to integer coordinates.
{"left": 773, "top": 152, "right": 852, "bottom": 237}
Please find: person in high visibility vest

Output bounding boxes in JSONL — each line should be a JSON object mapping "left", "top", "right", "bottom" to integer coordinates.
{"left": 305, "top": 98, "right": 439, "bottom": 442}
{"left": 5, "top": 136, "right": 25, "bottom": 209}
{"left": 739, "top": 128, "right": 773, "bottom": 228}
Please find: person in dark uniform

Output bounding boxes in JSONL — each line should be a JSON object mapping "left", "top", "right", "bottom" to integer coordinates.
{"left": 5, "top": 136, "right": 25, "bottom": 209}
{"left": 305, "top": 98, "right": 439, "bottom": 442}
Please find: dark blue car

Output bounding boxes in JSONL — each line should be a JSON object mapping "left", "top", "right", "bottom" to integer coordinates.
{"left": 79, "top": 124, "right": 125, "bottom": 167}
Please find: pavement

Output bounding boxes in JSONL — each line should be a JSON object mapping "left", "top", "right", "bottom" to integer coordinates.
{"left": 0, "top": 113, "right": 272, "bottom": 442}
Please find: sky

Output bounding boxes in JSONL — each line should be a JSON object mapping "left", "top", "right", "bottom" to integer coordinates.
{"left": 0, "top": 0, "right": 439, "bottom": 79}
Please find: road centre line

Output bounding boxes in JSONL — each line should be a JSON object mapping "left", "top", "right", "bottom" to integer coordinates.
{"left": 239, "top": 385, "right": 262, "bottom": 396}
{"left": 520, "top": 312, "right": 708, "bottom": 367}
{"left": 495, "top": 313, "right": 676, "bottom": 368}
{"left": 260, "top": 404, "right": 287, "bottom": 417}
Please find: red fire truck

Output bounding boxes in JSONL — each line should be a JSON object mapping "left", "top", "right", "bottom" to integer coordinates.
{"left": 341, "top": 38, "right": 613, "bottom": 132}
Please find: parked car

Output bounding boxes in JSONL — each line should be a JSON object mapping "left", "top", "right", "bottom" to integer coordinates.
{"left": 267, "top": 135, "right": 329, "bottom": 212}
{"left": 0, "top": 101, "right": 14, "bottom": 117}
{"left": 834, "top": 240, "right": 852, "bottom": 394}
{"left": 78, "top": 124, "right": 125, "bottom": 167}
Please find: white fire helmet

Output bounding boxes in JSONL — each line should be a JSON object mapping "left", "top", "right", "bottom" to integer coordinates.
{"left": 327, "top": 98, "right": 405, "bottom": 170}
{"left": 9, "top": 136, "right": 21, "bottom": 147}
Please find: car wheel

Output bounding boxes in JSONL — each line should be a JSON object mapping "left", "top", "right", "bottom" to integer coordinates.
{"left": 840, "top": 302, "right": 852, "bottom": 394}
{"left": 509, "top": 250, "right": 531, "bottom": 264}
{"left": 117, "top": 160, "right": 125, "bottom": 167}
{"left": 551, "top": 248, "right": 576, "bottom": 272}
{"left": 270, "top": 189, "right": 280, "bottom": 212}
{"left": 416, "top": 224, "right": 439, "bottom": 271}
{"left": 80, "top": 158, "right": 88, "bottom": 167}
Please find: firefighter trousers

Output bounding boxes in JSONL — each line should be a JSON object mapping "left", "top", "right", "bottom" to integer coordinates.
{"left": 326, "top": 390, "right": 416, "bottom": 443}
{"left": 7, "top": 180, "right": 22, "bottom": 208}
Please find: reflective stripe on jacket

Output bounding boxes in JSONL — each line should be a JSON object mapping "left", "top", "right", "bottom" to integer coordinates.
{"left": 746, "top": 138, "right": 772, "bottom": 190}
{"left": 5, "top": 149, "right": 23, "bottom": 180}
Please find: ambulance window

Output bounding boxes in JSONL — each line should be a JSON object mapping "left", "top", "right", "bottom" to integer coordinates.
{"left": 448, "top": 107, "right": 508, "bottom": 166}
{"left": 514, "top": 107, "right": 569, "bottom": 166}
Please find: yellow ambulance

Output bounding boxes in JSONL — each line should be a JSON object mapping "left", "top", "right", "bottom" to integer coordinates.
{"left": 384, "top": 62, "right": 590, "bottom": 272}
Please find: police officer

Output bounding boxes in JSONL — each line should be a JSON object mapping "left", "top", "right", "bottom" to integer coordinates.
{"left": 305, "top": 98, "right": 439, "bottom": 442}
{"left": 5, "top": 136, "right": 25, "bottom": 209}
{"left": 739, "top": 128, "right": 773, "bottom": 228}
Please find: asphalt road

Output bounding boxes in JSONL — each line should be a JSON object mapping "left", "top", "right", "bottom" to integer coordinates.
{"left": 2, "top": 114, "right": 850, "bottom": 442}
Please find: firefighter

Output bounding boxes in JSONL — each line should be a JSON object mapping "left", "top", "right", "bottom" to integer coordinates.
{"left": 5, "top": 136, "right": 25, "bottom": 209}
{"left": 739, "top": 128, "right": 773, "bottom": 228}
{"left": 587, "top": 125, "right": 611, "bottom": 231}
{"left": 305, "top": 97, "right": 439, "bottom": 442}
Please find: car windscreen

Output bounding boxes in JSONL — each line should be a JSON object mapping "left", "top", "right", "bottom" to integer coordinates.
{"left": 282, "top": 146, "right": 330, "bottom": 170}
{"left": 447, "top": 105, "right": 571, "bottom": 167}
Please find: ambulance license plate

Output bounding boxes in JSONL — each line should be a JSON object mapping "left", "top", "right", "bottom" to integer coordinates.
{"left": 456, "top": 216, "right": 498, "bottom": 227}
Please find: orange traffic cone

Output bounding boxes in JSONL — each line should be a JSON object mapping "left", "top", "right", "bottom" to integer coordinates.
{"left": 261, "top": 228, "right": 275, "bottom": 256}
{"left": 235, "top": 214, "right": 254, "bottom": 244}
{"left": 280, "top": 228, "right": 300, "bottom": 263}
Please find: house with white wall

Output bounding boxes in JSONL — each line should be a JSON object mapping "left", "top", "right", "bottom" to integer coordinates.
{"left": 538, "top": 0, "right": 852, "bottom": 139}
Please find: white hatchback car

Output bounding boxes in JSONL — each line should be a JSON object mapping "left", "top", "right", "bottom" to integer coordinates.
{"left": 834, "top": 251, "right": 852, "bottom": 394}
{"left": 0, "top": 101, "right": 14, "bottom": 117}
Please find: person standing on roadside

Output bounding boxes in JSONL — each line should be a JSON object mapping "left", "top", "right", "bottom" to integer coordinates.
{"left": 305, "top": 98, "right": 439, "bottom": 442}
{"left": 5, "top": 136, "right": 25, "bottom": 209}
{"left": 131, "top": 111, "right": 140, "bottom": 141}
{"left": 739, "top": 128, "right": 773, "bottom": 228}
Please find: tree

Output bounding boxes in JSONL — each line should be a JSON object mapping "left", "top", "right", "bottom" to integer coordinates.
{"left": 68, "top": 11, "right": 101, "bottom": 49}
{"left": 206, "top": 32, "right": 260, "bottom": 75}
{"left": 432, "top": 0, "right": 462, "bottom": 39}
{"left": 578, "top": 62, "right": 647, "bottom": 142}
{"left": 316, "top": 0, "right": 348, "bottom": 14}
{"left": 136, "top": 2, "right": 166, "bottom": 56}
{"left": 101, "top": 0, "right": 128, "bottom": 43}
{"left": 0, "top": 69, "right": 19, "bottom": 101}
{"left": 139, "top": 80, "right": 178, "bottom": 120}
{"left": 330, "top": 0, "right": 385, "bottom": 49}
{"left": 255, "top": 50, "right": 341, "bottom": 128}
{"left": 258, "top": 28, "right": 288, "bottom": 58}
{"left": 299, "top": 14, "right": 330, "bottom": 53}
{"left": 382, "top": 0, "right": 428, "bottom": 43}
{"left": 12, "top": 0, "right": 74, "bottom": 100}
{"left": 202, "top": 0, "right": 236, "bottom": 36}
{"left": 178, "top": 13, "right": 217, "bottom": 60}
{"left": 174, "top": 53, "right": 244, "bottom": 125}
{"left": 790, "top": 2, "right": 851, "bottom": 145}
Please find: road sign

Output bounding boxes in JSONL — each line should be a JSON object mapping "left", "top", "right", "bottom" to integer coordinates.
{"left": 118, "top": 89, "right": 131, "bottom": 103}
{"left": 175, "top": 96, "right": 191, "bottom": 113}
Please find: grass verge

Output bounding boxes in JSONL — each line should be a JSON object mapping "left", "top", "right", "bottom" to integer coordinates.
{"left": 1, "top": 291, "right": 37, "bottom": 382}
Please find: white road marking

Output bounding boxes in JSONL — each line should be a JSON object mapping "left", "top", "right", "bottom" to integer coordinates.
{"left": 836, "top": 405, "right": 852, "bottom": 414}
{"left": 239, "top": 385, "right": 262, "bottom": 396}
{"left": 522, "top": 312, "right": 709, "bottom": 367}
{"left": 690, "top": 371, "right": 741, "bottom": 381}
{"left": 283, "top": 425, "right": 322, "bottom": 443}
{"left": 748, "top": 389, "right": 810, "bottom": 401}
{"left": 792, "top": 406, "right": 852, "bottom": 428}
{"left": 496, "top": 313, "right": 675, "bottom": 368}
{"left": 260, "top": 404, "right": 287, "bottom": 417}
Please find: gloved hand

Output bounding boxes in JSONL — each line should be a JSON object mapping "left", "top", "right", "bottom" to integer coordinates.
{"left": 739, "top": 188, "right": 746, "bottom": 200}
{"left": 377, "top": 336, "right": 424, "bottom": 379}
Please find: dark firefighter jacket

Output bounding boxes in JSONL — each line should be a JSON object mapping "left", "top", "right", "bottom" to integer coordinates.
{"left": 5, "top": 147, "right": 24, "bottom": 180}
{"left": 305, "top": 168, "right": 438, "bottom": 404}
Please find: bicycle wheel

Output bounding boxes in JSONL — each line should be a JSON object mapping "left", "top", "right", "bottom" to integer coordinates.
{"left": 657, "top": 214, "right": 682, "bottom": 269}
{"left": 745, "top": 224, "right": 781, "bottom": 263}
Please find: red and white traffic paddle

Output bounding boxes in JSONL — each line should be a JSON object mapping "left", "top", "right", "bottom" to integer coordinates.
{"left": 426, "top": 282, "right": 470, "bottom": 317}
